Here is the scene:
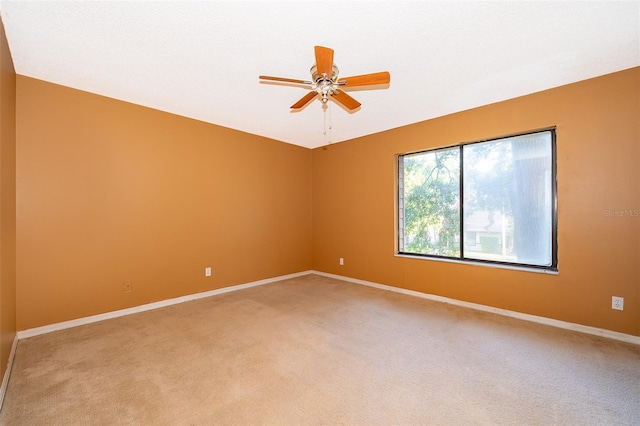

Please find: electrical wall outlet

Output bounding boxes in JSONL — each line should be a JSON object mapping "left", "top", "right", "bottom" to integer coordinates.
{"left": 122, "top": 281, "right": 133, "bottom": 293}
{"left": 612, "top": 296, "right": 624, "bottom": 311}
{"left": 339, "top": 258, "right": 344, "bottom": 266}
{"left": 205, "top": 267, "right": 212, "bottom": 277}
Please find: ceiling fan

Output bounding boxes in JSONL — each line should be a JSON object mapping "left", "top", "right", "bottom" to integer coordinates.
{"left": 259, "top": 46, "right": 390, "bottom": 111}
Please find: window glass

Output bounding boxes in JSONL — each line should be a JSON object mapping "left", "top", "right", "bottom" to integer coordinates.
{"left": 463, "top": 132, "right": 552, "bottom": 266}
{"left": 400, "top": 147, "right": 460, "bottom": 256}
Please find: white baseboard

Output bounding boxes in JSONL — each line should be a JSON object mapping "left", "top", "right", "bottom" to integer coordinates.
{"left": 17, "top": 270, "right": 313, "bottom": 340}
{"left": 0, "top": 333, "right": 18, "bottom": 410}
{"left": 14, "top": 268, "right": 640, "bottom": 346}
{"left": 313, "top": 271, "right": 640, "bottom": 346}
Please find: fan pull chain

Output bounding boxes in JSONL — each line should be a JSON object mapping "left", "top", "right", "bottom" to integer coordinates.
{"left": 322, "top": 102, "right": 333, "bottom": 144}
{"left": 323, "top": 106, "right": 327, "bottom": 136}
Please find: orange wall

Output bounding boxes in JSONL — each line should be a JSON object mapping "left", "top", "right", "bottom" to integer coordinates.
{"left": 16, "top": 76, "right": 312, "bottom": 330}
{"left": 313, "top": 67, "right": 640, "bottom": 337}
{"left": 14, "top": 68, "right": 640, "bottom": 338}
{"left": 0, "top": 17, "right": 16, "bottom": 384}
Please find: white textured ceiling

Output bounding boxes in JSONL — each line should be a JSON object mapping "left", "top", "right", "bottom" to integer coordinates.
{"left": 1, "top": 1, "right": 639, "bottom": 149}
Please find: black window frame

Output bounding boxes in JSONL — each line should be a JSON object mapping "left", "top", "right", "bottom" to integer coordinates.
{"left": 397, "top": 128, "right": 558, "bottom": 272}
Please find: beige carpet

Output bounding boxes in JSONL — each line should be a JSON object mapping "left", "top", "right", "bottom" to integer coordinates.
{"left": 1, "top": 274, "right": 639, "bottom": 425}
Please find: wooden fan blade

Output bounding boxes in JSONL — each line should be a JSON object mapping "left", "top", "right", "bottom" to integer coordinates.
{"left": 259, "top": 75, "right": 312, "bottom": 85}
{"left": 291, "top": 91, "right": 318, "bottom": 109}
{"left": 314, "top": 46, "right": 334, "bottom": 78}
{"left": 339, "top": 71, "right": 390, "bottom": 87}
{"left": 331, "top": 90, "right": 361, "bottom": 111}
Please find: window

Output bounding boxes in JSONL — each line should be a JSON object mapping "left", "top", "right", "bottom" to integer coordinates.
{"left": 398, "top": 129, "right": 557, "bottom": 271}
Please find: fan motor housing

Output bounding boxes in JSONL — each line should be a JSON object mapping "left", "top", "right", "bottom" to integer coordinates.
{"left": 311, "top": 64, "right": 339, "bottom": 83}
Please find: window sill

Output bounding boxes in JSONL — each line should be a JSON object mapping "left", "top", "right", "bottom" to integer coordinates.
{"left": 395, "top": 253, "right": 559, "bottom": 275}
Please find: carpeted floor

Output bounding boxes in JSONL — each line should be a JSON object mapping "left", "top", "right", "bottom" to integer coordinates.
{"left": 1, "top": 274, "right": 639, "bottom": 425}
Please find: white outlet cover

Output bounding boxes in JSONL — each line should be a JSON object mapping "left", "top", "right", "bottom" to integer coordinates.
{"left": 612, "top": 296, "right": 624, "bottom": 311}
{"left": 205, "top": 267, "right": 212, "bottom": 277}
